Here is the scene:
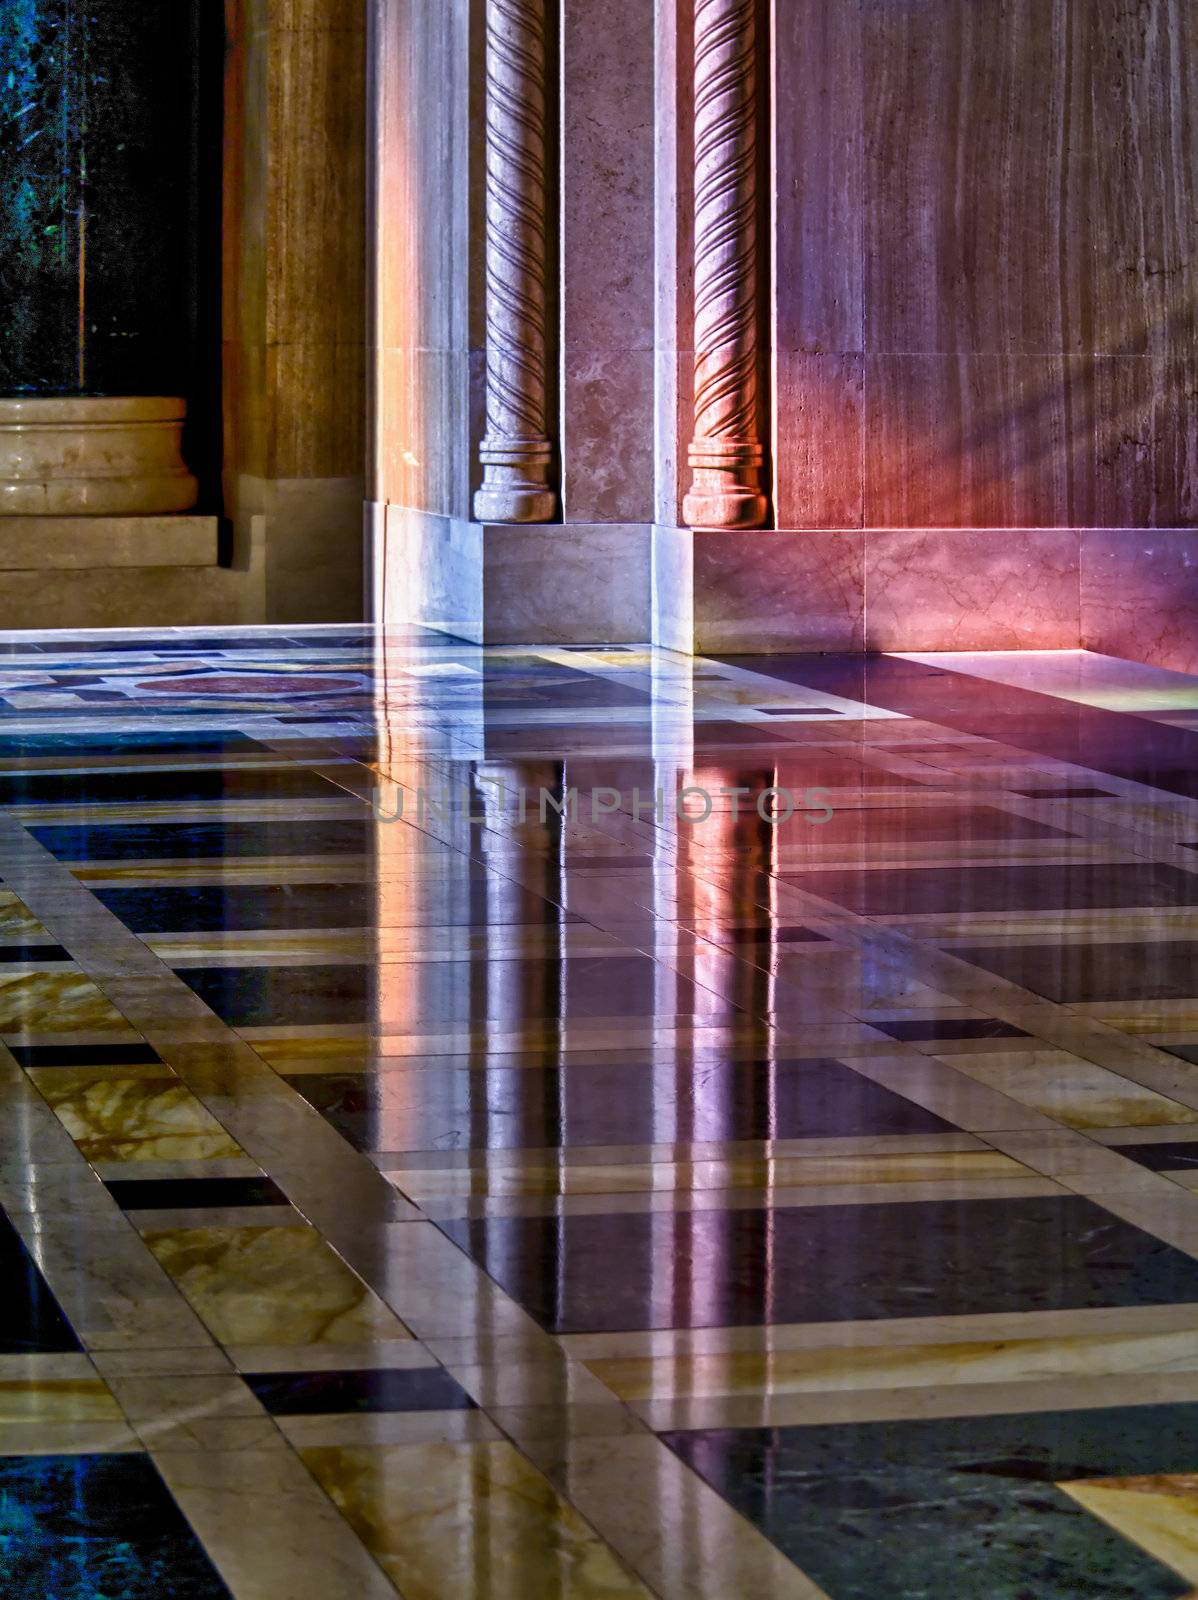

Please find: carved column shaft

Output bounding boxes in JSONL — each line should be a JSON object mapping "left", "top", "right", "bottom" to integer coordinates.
{"left": 474, "top": 0, "right": 556, "bottom": 525}
{"left": 683, "top": 0, "right": 767, "bottom": 530}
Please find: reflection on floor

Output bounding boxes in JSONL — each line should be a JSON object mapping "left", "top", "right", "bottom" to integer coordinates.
{"left": 0, "top": 625, "right": 1196, "bottom": 1597}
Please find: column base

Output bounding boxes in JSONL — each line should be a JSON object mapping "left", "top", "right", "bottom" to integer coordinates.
{"left": 0, "top": 396, "right": 199, "bottom": 516}
{"left": 681, "top": 487, "right": 769, "bottom": 532}
{"left": 380, "top": 508, "right": 650, "bottom": 644}
{"left": 472, "top": 486, "right": 558, "bottom": 525}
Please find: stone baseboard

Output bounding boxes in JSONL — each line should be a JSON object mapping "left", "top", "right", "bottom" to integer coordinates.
{"left": 655, "top": 525, "right": 1198, "bottom": 674}
{"left": 379, "top": 507, "right": 651, "bottom": 644}
{"left": 0, "top": 516, "right": 218, "bottom": 571}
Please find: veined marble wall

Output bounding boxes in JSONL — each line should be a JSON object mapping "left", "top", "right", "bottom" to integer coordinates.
{"left": 224, "top": 0, "right": 368, "bottom": 622}
{"left": 368, "top": 0, "right": 474, "bottom": 522}
{"left": 773, "top": 0, "right": 1198, "bottom": 531}
{"left": 372, "top": 0, "right": 1198, "bottom": 666}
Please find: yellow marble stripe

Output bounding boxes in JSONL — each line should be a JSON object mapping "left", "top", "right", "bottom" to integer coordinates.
{"left": 145, "top": 1225, "right": 412, "bottom": 1348}
{"left": 394, "top": 1133, "right": 984, "bottom": 1170}
{"left": 0, "top": 891, "right": 49, "bottom": 941}
{"left": 1057, "top": 1477, "right": 1198, "bottom": 1584}
{"left": 0, "top": 1379, "right": 122, "bottom": 1423}
{"left": 390, "top": 1150, "right": 1033, "bottom": 1201}
{"left": 10, "top": 801, "right": 364, "bottom": 824}
{"left": 300, "top": 1441, "right": 652, "bottom": 1600}
{"left": 938, "top": 1050, "right": 1198, "bottom": 1129}
{"left": 148, "top": 932, "right": 374, "bottom": 963}
{"left": 1070, "top": 1002, "right": 1198, "bottom": 1036}
{"left": 72, "top": 861, "right": 374, "bottom": 886}
{"left": 910, "top": 910, "right": 1198, "bottom": 939}
{"left": 0, "top": 972, "right": 129, "bottom": 1034}
{"left": 585, "top": 1327, "right": 1198, "bottom": 1404}
{"left": 245, "top": 1036, "right": 370, "bottom": 1073}
{"left": 32, "top": 1071, "right": 241, "bottom": 1163}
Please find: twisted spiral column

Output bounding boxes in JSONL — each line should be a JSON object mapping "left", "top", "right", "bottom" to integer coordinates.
{"left": 474, "top": 0, "right": 556, "bottom": 524}
{"left": 683, "top": 0, "right": 767, "bottom": 530}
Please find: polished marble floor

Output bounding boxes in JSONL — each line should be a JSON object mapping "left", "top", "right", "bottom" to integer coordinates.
{"left": 0, "top": 625, "right": 1197, "bottom": 1596}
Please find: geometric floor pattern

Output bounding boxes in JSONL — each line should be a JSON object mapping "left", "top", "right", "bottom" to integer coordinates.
{"left": 0, "top": 623, "right": 1196, "bottom": 1596}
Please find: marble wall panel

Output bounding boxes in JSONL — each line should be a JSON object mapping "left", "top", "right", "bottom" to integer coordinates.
{"left": 266, "top": 20, "right": 367, "bottom": 353}
{"left": 773, "top": 0, "right": 1198, "bottom": 530}
{"left": 865, "top": 527, "right": 1081, "bottom": 652}
{"left": 223, "top": 0, "right": 369, "bottom": 618}
{"left": 774, "top": 0, "right": 863, "bottom": 356}
{"left": 269, "top": 342, "right": 366, "bottom": 483}
{"left": 562, "top": 0, "right": 656, "bottom": 524}
{"left": 864, "top": 355, "right": 1073, "bottom": 529}
{"left": 1081, "top": 529, "right": 1198, "bottom": 677}
{"left": 690, "top": 529, "right": 865, "bottom": 654}
{"left": 369, "top": 0, "right": 472, "bottom": 516}
{"left": 561, "top": 352, "right": 656, "bottom": 527}
{"left": 653, "top": 0, "right": 694, "bottom": 530}
{"left": 775, "top": 354, "right": 864, "bottom": 529}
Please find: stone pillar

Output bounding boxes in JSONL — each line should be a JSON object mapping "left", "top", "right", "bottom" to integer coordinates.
{"left": 682, "top": 0, "right": 767, "bottom": 531}
{"left": 473, "top": 0, "right": 557, "bottom": 525}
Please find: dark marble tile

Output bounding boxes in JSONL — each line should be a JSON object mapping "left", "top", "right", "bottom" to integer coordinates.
{"left": 38, "top": 636, "right": 292, "bottom": 654}
{"left": 782, "top": 864, "right": 1198, "bottom": 917}
{"left": 105, "top": 1176, "right": 288, "bottom": 1210}
{"left": 8, "top": 1042, "right": 163, "bottom": 1068}
{"left": 439, "top": 1195, "right": 1198, "bottom": 1334}
{"left": 180, "top": 953, "right": 730, "bottom": 1031}
{"left": 103, "top": 880, "right": 569, "bottom": 935}
{"left": 0, "top": 943, "right": 72, "bottom": 963}
{"left": 176, "top": 965, "right": 375, "bottom": 1027}
{"left": 692, "top": 722, "right": 793, "bottom": 747}
{"left": 482, "top": 677, "right": 650, "bottom": 710}
{"left": 871, "top": 1018, "right": 1032, "bottom": 1043}
{"left": 1013, "top": 786, "right": 1120, "bottom": 799}
{"left": 244, "top": 1367, "right": 476, "bottom": 1416}
{"left": 952, "top": 942, "right": 1198, "bottom": 1004}
{"left": 0, "top": 766, "right": 350, "bottom": 807}
{"left": 0, "top": 732, "right": 260, "bottom": 756}
{"left": 809, "top": 804, "right": 1071, "bottom": 846}
{"left": 481, "top": 724, "right": 655, "bottom": 758}
{"left": 30, "top": 819, "right": 377, "bottom": 863}
{"left": 726, "top": 654, "right": 1198, "bottom": 802}
{"left": 0, "top": 1213, "right": 81, "bottom": 1354}
{"left": 712, "top": 926, "right": 832, "bottom": 945}
{"left": 0, "top": 1453, "right": 231, "bottom": 1598}
{"left": 293, "top": 1057, "right": 955, "bottom": 1153}
{"left": 559, "top": 854, "right": 659, "bottom": 869}
{"left": 1106, "top": 1142, "right": 1198, "bottom": 1173}
{"left": 663, "top": 1404, "right": 1198, "bottom": 1600}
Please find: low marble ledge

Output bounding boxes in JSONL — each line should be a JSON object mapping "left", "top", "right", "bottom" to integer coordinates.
{"left": 381, "top": 507, "right": 652, "bottom": 646}
{"left": 651, "top": 523, "right": 1198, "bottom": 663}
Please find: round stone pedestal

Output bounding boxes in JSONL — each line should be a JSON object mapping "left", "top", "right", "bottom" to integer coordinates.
{"left": 0, "top": 396, "right": 198, "bottom": 516}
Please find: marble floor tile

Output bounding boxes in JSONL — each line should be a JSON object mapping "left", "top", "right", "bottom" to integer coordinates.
{"left": 31, "top": 1071, "right": 244, "bottom": 1163}
{"left": 153, "top": 1443, "right": 402, "bottom": 1600}
{"left": 300, "top": 1439, "right": 653, "bottom": 1599}
{"left": 1, "top": 629, "right": 1198, "bottom": 1594}
{"left": 143, "top": 1225, "right": 413, "bottom": 1349}
{"left": 663, "top": 1404, "right": 1198, "bottom": 1599}
{"left": 1057, "top": 1475, "right": 1198, "bottom": 1587}
{"left": 0, "top": 1452, "right": 231, "bottom": 1592}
